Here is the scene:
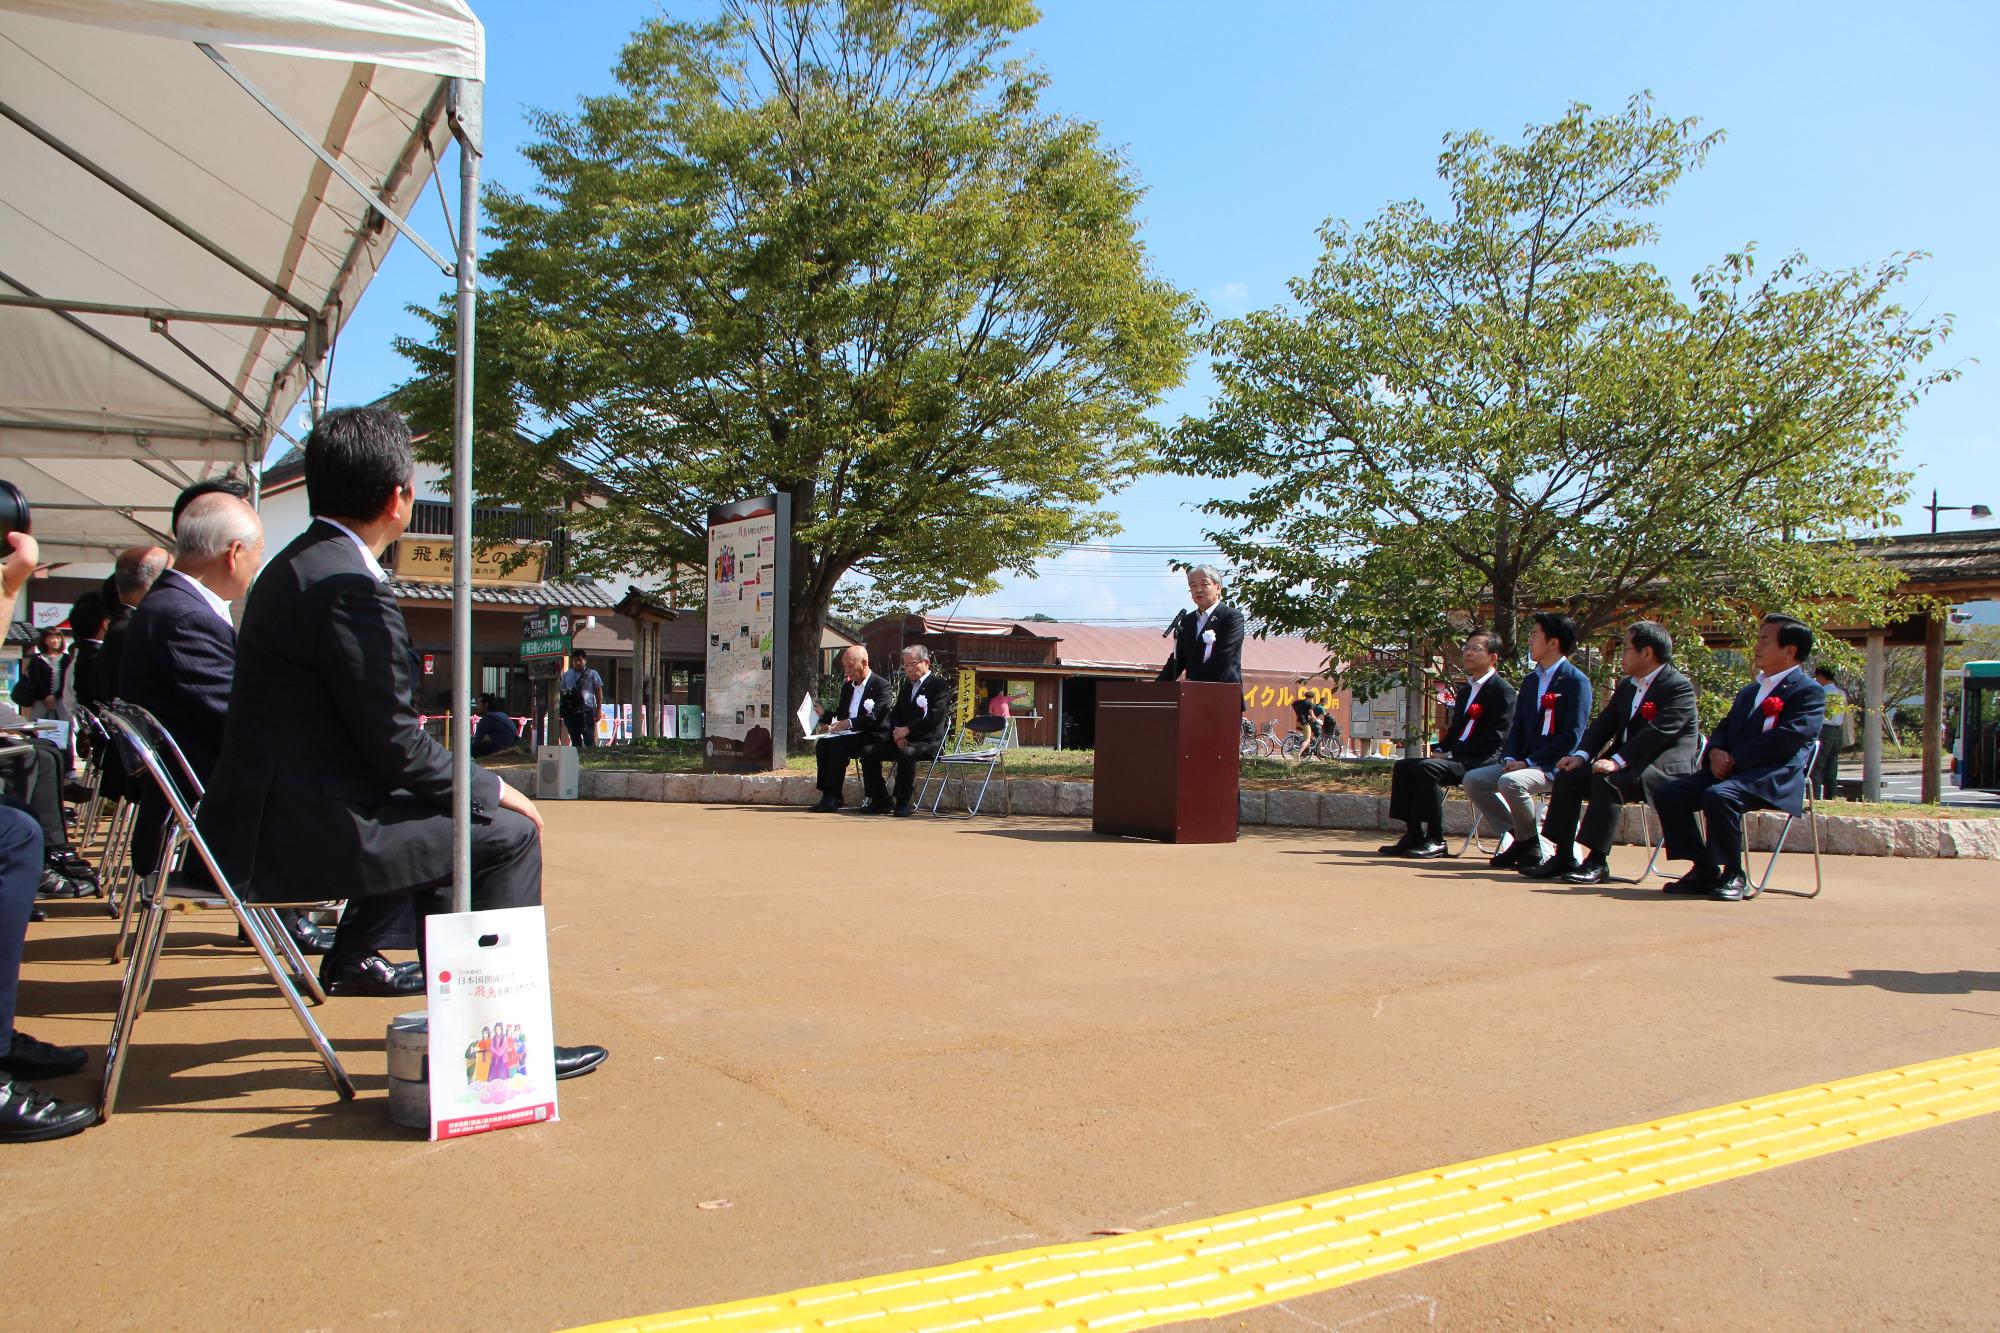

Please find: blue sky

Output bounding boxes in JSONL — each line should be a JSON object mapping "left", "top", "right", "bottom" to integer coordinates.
{"left": 322, "top": 0, "right": 2000, "bottom": 625}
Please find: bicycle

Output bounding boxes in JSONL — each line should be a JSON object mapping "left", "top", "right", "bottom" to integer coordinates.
{"left": 1240, "top": 718, "right": 1282, "bottom": 757}
{"left": 1281, "top": 725, "right": 1345, "bottom": 760}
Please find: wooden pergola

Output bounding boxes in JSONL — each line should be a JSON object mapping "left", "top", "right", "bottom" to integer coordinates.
{"left": 1828, "top": 527, "right": 2000, "bottom": 802}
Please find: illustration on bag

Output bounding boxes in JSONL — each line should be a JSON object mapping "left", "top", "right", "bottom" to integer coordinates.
{"left": 459, "top": 1021, "right": 533, "bottom": 1106}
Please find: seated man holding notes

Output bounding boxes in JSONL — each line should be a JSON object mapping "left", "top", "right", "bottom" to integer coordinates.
{"left": 809, "top": 645, "right": 894, "bottom": 812}
{"left": 1520, "top": 621, "right": 1700, "bottom": 883}
{"left": 858, "top": 645, "right": 951, "bottom": 817}
{"left": 1650, "top": 614, "right": 1824, "bottom": 901}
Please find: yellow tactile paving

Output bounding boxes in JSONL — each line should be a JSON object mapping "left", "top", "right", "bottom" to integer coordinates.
{"left": 567, "top": 1046, "right": 2000, "bottom": 1333}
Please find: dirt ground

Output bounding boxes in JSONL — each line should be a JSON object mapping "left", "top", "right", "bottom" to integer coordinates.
{"left": 5, "top": 802, "right": 1997, "bottom": 1332}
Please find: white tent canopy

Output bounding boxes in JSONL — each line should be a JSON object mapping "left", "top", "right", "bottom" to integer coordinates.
{"left": 1, "top": 0, "right": 488, "bottom": 909}
{"left": 0, "top": 0, "right": 482, "bottom": 559}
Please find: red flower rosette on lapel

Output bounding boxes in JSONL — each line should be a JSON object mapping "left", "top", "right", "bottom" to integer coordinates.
{"left": 1761, "top": 693, "right": 1784, "bottom": 732}
{"left": 1539, "top": 690, "right": 1558, "bottom": 736}
{"left": 1465, "top": 703, "right": 1483, "bottom": 720}
{"left": 1638, "top": 700, "right": 1658, "bottom": 722}
{"left": 1456, "top": 699, "right": 1483, "bottom": 742}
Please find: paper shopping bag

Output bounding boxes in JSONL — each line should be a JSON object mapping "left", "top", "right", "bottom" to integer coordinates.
{"left": 425, "top": 905, "right": 559, "bottom": 1141}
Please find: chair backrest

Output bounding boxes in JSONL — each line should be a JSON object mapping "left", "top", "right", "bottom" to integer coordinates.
{"left": 113, "top": 700, "right": 203, "bottom": 800}
{"left": 99, "top": 709, "right": 232, "bottom": 899}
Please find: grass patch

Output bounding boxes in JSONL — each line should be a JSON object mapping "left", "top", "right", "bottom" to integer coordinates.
{"left": 1814, "top": 800, "right": 2000, "bottom": 820}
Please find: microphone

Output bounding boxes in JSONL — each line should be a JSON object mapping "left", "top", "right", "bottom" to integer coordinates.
{"left": 1162, "top": 608, "right": 1188, "bottom": 639}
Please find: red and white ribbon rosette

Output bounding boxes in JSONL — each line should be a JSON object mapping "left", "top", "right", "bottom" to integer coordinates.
{"left": 1540, "top": 690, "right": 1558, "bottom": 737}
{"left": 1457, "top": 700, "right": 1482, "bottom": 742}
{"left": 1638, "top": 699, "right": 1658, "bottom": 722}
{"left": 1760, "top": 693, "right": 1784, "bottom": 732}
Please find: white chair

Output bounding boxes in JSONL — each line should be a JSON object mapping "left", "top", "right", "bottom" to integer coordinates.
{"left": 1634, "top": 739, "right": 1823, "bottom": 898}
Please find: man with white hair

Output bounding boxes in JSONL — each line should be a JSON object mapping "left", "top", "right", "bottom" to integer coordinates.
{"left": 858, "top": 645, "right": 952, "bottom": 816}
{"left": 1157, "top": 565, "right": 1245, "bottom": 685}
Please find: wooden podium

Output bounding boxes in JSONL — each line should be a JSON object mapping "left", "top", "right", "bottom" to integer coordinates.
{"left": 1092, "top": 681, "right": 1240, "bottom": 843}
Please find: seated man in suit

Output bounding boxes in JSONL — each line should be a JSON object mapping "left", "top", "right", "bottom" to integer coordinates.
{"left": 1380, "top": 630, "right": 1514, "bottom": 857}
{"left": 858, "top": 645, "right": 952, "bottom": 817}
{"left": 90, "top": 545, "right": 170, "bottom": 811}
{"left": 1652, "top": 614, "right": 1824, "bottom": 901}
{"left": 1521, "top": 620, "right": 1700, "bottom": 883}
{"left": 1158, "top": 565, "right": 1245, "bottom": 685}
{"left": 1463, "top": 612, "right": 1593, "bottom": 869}
{"left": 120, "top": 491, "right": 355, "bottom": 963}
{"left": 811, "top": 645, "right": 894, "bottom": 812}
{"left": 196, "top": 406, "right": 605, "bottom": 1076}
{"left": 470, "top": 695, "right": 523, "bottom": 759}
{"left": 0, "top": 528, "right": 97, "bottom": 1142}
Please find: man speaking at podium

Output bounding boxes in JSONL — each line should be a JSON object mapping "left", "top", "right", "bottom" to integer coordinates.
{"left": 1157, "top": 566, "right": 1244, "bottom": 684}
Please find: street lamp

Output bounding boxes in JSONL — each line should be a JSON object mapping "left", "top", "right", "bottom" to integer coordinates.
{"left": 1925, "top": 488, "right": 1992, "bottom": 533}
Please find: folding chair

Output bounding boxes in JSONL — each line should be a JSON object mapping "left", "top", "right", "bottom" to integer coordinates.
{"left": 916, "top": 714, "right": 1010, "bottom": 816}
{"left": 96, "top": 709, "right": 353, "bottom": 1118}
{"left": 1633, "top": 740, "right": 1822, "bottom": 898}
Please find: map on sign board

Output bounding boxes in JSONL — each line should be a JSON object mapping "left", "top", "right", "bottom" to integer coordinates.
{"left": 704, "top": 500, "right": 782, "bottom": 766}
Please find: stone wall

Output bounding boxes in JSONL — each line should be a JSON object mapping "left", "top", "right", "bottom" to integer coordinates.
{"left": 493, "top": 768, "right": 2000, "bottom": 860}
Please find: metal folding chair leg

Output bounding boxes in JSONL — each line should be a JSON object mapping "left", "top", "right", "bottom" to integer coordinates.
{"left": 1755, "top": 788, "right": 1824, "bottom": 899}
{"left": 98, "top": 901, "right": 169, "bottom": 1120}
{"left": 249, "top": 905, "right": 328, "bottom": 1006}
{"left": 1458, "top": 810, "right": 1501, "bottom": 858}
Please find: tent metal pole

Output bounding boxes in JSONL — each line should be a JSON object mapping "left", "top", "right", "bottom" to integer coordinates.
{"left": 0, "top": 101, "right": 315, "bottom": 318}
{"left": 448, "top": 79, "right": 484, "bottom": 916}
{"left": 197, "top": 45, "right": 458, "bottom": 280}
{"left": 0, "top": 294, "right": 309, "bottom": 330}
{"left": 0, "top": 419, "right": 242, "bottom": 442}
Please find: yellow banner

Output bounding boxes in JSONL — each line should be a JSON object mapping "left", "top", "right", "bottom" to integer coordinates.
{"left": 391, "top": 539, "right": 549, "bottom": 586}
{"left": 955, "top": 667, "right": 976, "bottom": 731}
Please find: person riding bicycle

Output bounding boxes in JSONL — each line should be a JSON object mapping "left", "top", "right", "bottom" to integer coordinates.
{"left": 1290, "top": 691, "right": 1327, "bottom": 746}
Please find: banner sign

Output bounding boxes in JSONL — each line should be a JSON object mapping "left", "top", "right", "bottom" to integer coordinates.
{"left": 703, "top": 494, "right": 791, "bottom": 771}
{"left": 393, "top": 539, "right": 548, "bottom": 586}
{"left": 956, "top": 667, "right": 976, "bottom": 732}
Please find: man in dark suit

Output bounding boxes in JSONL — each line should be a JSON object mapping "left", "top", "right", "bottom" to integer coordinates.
{"left": 196, "top": 407, "right": 605, "bottom": 1076}
{"left": 1652, "top": 614, "right": 1825, "bottom": 901}
{"left": 1379, "top": 630, "right": 1514, "bottom": 857}
{"left": 1157, "top": 565, "right": 1245, "bottom": 685}
{"left": 1463, "top": 612, "right": 1594, "bottom": 869}
{"left": 1520, "top": 621, "right": 1701, "bottom": 883}
{"left": 858, "top": 645, "right": 953, "bottom": 816}
{"left": 811, "top": 645, "right": 894, "bottom": 812}
{"left": 92, "top": 545, "right": 170, "bottom": 708}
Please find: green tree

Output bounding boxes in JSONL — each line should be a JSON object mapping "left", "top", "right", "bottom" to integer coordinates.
{"left": 1168, "top": 94, "right": 1955, "bottom": 711}
{"left": 397, "top": 0, "right": 1196, "bottom": 734}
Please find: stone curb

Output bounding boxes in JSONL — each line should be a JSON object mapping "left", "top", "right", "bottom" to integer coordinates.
{"left": 493, "top": 769, "right": 2000, "bottom": 860}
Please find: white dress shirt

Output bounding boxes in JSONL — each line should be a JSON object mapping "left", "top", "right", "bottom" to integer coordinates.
{"left": 1752, "top": 664, "right": 1800, "bottom": 710}
{"left": 1456, "top": 668, "right": 1496, "bottom": 741}
{"left": 318, "top": 516, "right": 388, "bottom": 583}
{"left": 846, "top": 672, "right": 874, "bottom": 721}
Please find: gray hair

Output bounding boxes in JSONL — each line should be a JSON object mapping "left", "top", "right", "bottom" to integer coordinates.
{"left": 174, "top": 494, "right": 262, "bottom": 562}
{"left": 113, "top": 546, "right": 170, "bottom": 600}
{"left": 1187, "top": 564, "right": 1226, "bottom": 589}
{"left": 901, "top": 644, "right": 931, "bottom": 663}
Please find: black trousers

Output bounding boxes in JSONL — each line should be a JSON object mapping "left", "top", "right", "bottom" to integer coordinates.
{"left": 1539, "top": 761, "right": 1647, "bottom": 859}
{"left": 0, "top": 799, "right": 41, "bottom": 1059}
{"left": 1653, "top": 769, "right": 1768, "bottom": 876}
{"left": 1813, "top": 728, "right": 1842, "bottom": 799}
{"left": 1387, "top": 755, "right": 1468, "bottom": 838}
{"left": 815, "top": 733, "right": 869, "bottom": 798}
{"left": 562, "top": 710, "right": 597, "bottom": 748}
{"left": 326, "top": 803, "right": 539, "bottom": 968}
{"left": 858, "top": 739, "right": 940, "bottom": 805}
{"left": 0, "top": 740, "right": 72, "bottom": 855}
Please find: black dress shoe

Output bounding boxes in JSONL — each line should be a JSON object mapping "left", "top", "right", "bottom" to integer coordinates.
{"left": 810, "top": 796, "right": 840, "bottom": 813}
{"left": 0, "top": 1080, "right": 97, "bottom": 1143}
{"left": 36, "top": 868, "right": 88, "bottom": 900}
{"left": 321, "top": 954, "right": 426, "bottom": 997}
{"left": 1377, "top": 834, "right": 1424, "bottom": 856}
{"left": 29, "top": 907, "right": 46, "bottom": 923}
{"left": 0, "top": 1031, "right": 88, "bottom": 1081}
{"left": 289, "top": 922, "right": 337, "bottom": 956}
{"left": 51, "top": 851, "right": 98, "bottom": 884}
{"left": 1664, "top": 867, "right": 1718, "bottom": 894}
{"left": 554, "top": 1044, "right": 609, "bottom": 1080}
{"left": 1712, "top": 871, "right": 1753, "bottom": 901}
{"left": 1519, "top": 855, "right": 1576, "bottom": 880}
{"left": 892, "top": 803, "right": 915, "bottom": 818}
{"left": 1488, "top": 840, "right": 1525, "bottom": 870}
{"left": 854, "top": 799, "right": 893, "bottom": 815}
{"left": 1406, "top": 840, "right": 1448, "bottom": 858}
{"left": 1562, "top": 859, "right": 1610, "bottom": 885}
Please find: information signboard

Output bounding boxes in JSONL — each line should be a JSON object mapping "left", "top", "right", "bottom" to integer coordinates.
{"left": 702, "top": 494, "right": 790, "bottom": 771}
{"left": 520, "top": 609, "right": 572, "bottom": 661}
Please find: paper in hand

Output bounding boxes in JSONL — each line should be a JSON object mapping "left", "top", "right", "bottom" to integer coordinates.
{"left": 796, "top": 692, "right": 824, "bottom": 739}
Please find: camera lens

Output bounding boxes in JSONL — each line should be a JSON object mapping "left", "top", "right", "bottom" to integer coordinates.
{"left": 0, "top": 481, "right": 29, "bottom": 539}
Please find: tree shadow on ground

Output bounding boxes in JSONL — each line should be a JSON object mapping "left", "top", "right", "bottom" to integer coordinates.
{"left": 1774, "top": 969, "right": 2000, "bottom": 995}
